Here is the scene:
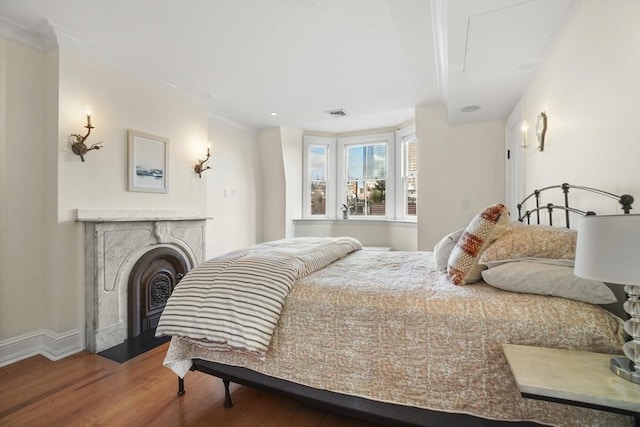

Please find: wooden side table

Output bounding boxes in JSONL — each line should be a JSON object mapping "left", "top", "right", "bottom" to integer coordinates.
{"left": 502, "top": 344, "right": 639, "bottom": 422}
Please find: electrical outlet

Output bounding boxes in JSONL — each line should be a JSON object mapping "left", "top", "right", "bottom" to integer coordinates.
{"left": 224, "top": 188, "right": 232, "bottom": 198}
{"left": 462, "top": 199, "right": 470, "bottom": 210}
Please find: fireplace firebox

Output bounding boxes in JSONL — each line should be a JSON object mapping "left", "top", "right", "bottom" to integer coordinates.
{"left": 128, "top": 247, "right": 189, "bottom": 339}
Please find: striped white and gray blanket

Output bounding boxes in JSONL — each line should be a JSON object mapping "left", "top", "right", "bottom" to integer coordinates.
{"left": 156, "top": 237, "right": 362, "bottom": 359}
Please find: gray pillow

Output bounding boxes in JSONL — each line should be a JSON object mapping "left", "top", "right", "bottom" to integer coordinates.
{"left": 433, "top": 228, "right": 464, "bottom": 272}
{"left": 481, "top": 261, "right": 616, "bottom": 305}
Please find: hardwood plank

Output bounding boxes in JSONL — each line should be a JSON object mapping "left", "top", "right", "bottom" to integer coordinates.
{"left": 0, "top": 343, "right": 378, "bottom": 426}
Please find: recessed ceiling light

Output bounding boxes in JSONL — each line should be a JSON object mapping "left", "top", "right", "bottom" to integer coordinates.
{"left": 461, "top": 105, "right": 481, "bottom": 113}
{"left": 270, "top": 112, "right": 278, "bottom": 116}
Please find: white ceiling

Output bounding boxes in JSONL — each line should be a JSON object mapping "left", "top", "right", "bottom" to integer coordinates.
{"left": 0, "top": 0, "right": 575, "bottom": 133}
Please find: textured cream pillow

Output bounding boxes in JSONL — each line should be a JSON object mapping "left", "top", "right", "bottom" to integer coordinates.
{"left": 447, "top": 204, "right": 509, "bottom": 285}
{"left": 479, "top": 224, "right": 577, "bottom": 265}
{"left": 481, "top": 262, "right": 616, "bottom": 305}
{"left": 433, "top": 228, "right": 465, "bottom": 272}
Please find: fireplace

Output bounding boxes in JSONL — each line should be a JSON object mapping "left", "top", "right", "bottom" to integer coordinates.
{"left": 128, "top": 247, "right": 189, "bottom": 339}
{"left": 77, "top": 209, "right": 207, "bottom": 352}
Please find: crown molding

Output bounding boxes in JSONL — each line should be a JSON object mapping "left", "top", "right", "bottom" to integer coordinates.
{"left": 208, "top": 111, "right": 259, "bottom": 135}
{"left": 0, "top": 17, "right": 58, "bottom": 52}
{"left": 430, "top": 0, "right": 449, "bottom": 105}
{"left": 1, "top": 16, "right": 257, "bottom": 134}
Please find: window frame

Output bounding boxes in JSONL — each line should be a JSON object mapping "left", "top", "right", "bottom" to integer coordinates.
{"left": 396, "top": 125, "right": 417, "bottom": 221}
{"left": 337, "top": 132, "right": 395, "bottom": 219}
{"left": 303, "top": 135, "right": 336, "bottom": 218}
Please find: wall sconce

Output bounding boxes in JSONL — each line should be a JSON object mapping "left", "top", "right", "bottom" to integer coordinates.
{"left": 194, "top": 147, "right": 211, "bottom": 178}
{"left": 521, "top": 121, "right": 529, "bottom": 148}
{"left": 69, "top": 106, "right": 103, "bottom": 162}
{"left": 536, "top": 112, "right": 548, "bottom": 152}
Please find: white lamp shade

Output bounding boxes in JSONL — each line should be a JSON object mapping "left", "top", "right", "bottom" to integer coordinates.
{"left": 574, "top": 214, "right": 640, "bottom": 285}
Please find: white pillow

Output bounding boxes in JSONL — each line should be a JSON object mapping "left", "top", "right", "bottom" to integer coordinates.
{"left": 481, "top": 262, "right": 616, "bottom": 305}
{"left": 433, "top": 228, "right": 464, "bottom": 272}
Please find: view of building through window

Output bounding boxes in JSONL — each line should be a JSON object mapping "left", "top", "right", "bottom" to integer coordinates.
{"left": 309, "top": 145, "right": 327, "bottom": 215}
{"left": 403, "top": 137, "right": 417, "bottom": 216}
{"left": 346, "top": 143, "right": 386, "bottom": 216}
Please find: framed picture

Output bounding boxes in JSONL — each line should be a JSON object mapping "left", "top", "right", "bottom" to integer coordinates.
{"left": 128, "top": 129, "right": 169, "bottom": 193}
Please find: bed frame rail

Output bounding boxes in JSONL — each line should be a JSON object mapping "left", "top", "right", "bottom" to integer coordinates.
{"left": 517, "top": 183, "right": 634, "bottom": 228}
{"left": 178, "top": 360, "right": 541, "bottom": 426}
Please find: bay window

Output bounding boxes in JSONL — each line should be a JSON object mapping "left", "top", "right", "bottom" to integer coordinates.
{"left": 303, "top": 126, "right": 415, "bottom": 220}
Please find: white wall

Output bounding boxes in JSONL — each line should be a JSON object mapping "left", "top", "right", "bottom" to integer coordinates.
{"left": 206, "top": 116, "right": 262, "bottom": 257}
{"left": 280, "top": 126, "right": 303, "bottom": 238}
{"left": 295, "top": 220, "right": 417, "bottom": 251}
{"left": 258, "top": 127, "right": 286, "bottom": 241}
{"left": 416, "top": 104, "right": 505, "bottom": 250}
{"left": 511, "top": 0, "right": 640, "bottom": 212}
{"left": 0, "top": 37, "right": 49, "bottom": 339}
{"left": 257, "top": 126, "right": 305, "bottom": 242}
{"left": 0, "top": 39, "right": 264, "bottom": 361}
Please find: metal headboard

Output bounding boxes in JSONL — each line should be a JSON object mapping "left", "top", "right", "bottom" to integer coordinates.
{"left": 517, "top": 183, "right": 634, "bottom": 228}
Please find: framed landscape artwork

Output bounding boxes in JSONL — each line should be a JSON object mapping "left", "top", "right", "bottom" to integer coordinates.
{"left": 128, "top": 129, "right": 169, "bottom": 193}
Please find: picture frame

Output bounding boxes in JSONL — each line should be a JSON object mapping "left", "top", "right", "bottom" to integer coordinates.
{"left": 127, "top": 129, "right": 169, "bottom": 193}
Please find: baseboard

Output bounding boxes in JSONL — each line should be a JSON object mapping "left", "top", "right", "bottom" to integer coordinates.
{"left": 0, "top": 329, "right": 83, "bottom": 367}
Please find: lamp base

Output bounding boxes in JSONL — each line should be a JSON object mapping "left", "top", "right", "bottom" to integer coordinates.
{"left": 610, "top": 356, "right": 640, "bottom": 384}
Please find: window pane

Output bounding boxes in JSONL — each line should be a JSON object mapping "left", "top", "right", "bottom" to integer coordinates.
{"left": 311, "top": 181, "right": 326, "bottom": 215}
{"left": 345, "top": 179, "right": 385, "bottom": 216}
{"left": 406, "top": 141, "right": 417, "bottom": 174}
{"left": 345, "top": 180, "right": 361, "bottom": 215}
{"left": 366, "top": 144, "right": 386, "bottom": 179}
{"left": 309, "top": 145, "right": 327, "bottom": 180}
{"left": 347, "top": 145, "right": 365, "bottom": 180}
{"left": 368, "top": 179, "right": 385, "bottom": 215}
{"left": 406, "top": 175, "right": 417, "bottom": 216}
{"left": 403, "top": 137, "right": 417, "bottom": 217}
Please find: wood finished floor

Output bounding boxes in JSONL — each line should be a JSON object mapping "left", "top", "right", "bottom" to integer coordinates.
{"left": 0, "top": 343, "right": 376, "bottom": 427}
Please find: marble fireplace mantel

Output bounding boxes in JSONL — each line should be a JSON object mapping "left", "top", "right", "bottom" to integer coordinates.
{"left": 77, "top": 209, "right": 208, "bottom": 352}
{"left": 76, "top": 209, "right": 208, "bottom": 222}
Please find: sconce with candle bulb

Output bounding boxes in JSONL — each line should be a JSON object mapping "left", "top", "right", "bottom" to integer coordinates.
{"left": 69, "top": 106, "right": 103, "bottom": 162}
{"left": 520, "top": 121, "right": 529, "bottom": 148}
{"left": 194, "top": 146, "right": 212, "bottom": 178}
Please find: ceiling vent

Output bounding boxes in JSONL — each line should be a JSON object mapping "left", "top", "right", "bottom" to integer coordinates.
{"left": 326, "top": 109, "right": 348, "bottom": 118}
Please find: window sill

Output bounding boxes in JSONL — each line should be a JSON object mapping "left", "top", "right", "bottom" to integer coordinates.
{"left": 293, "top": 218, "right": 416, "bottom": 228}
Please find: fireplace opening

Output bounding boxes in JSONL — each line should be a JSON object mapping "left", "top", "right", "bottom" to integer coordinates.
{"left": 128, "top": 247, "right": 189, "bottom": 339}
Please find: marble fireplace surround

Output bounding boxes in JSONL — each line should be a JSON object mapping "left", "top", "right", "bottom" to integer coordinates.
{"left": 77, "top": 209, "right": 208, "bottom": 353}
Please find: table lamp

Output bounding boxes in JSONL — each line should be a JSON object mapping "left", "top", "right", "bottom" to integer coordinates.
{"left": 575, "top": 214, "right": 640, "bottom": 384}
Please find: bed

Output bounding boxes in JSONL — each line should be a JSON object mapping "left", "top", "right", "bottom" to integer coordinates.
{"left": 156, "top": 184, "right": 637, "bottom": 426}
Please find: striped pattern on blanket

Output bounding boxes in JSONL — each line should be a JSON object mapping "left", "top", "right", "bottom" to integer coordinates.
{"left": 156, "top": 237, "right": 362, "bottom": 359}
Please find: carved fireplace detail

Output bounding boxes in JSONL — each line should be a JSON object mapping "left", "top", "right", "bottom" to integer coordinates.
{"left": 128, "top": 247, "right": 189, "bottom": 339}
{"left": 77, "top": 209, "right": 207, "bottom": 353}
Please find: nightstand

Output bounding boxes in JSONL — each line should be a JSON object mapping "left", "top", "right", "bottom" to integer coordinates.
{"left": 502, "top": 344, "right": 640, "bottom": 421}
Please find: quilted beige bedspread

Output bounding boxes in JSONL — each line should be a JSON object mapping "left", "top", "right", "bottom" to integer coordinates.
{"left": 163, "top": 250, "right": 631, "bottom": 426}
